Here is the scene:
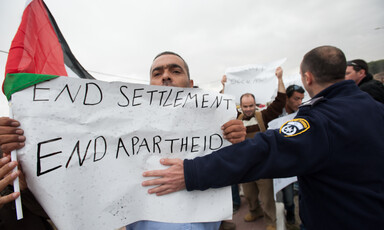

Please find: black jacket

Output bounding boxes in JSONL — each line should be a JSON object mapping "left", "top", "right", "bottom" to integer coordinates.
{"left": 184, "top": 80, "right": 384, "bottom": 230}
{"left": 358, "top": 73, "right": 384, "bottom": 103}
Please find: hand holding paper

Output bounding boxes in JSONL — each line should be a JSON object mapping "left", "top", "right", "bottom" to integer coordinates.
{"left": 224, "top": 58, "right": 287, "bottom": 104}
{"left": 275, "top": 66, "right": 283, "bottom": 79}
{"left": 221, "top": 119, "right": 246, "bottom": 144}
{"left": 0, "top": 117, "right": 25, "bottom": 153}
{"left": 0, "top": 156, "right": 21, "bottom": 208}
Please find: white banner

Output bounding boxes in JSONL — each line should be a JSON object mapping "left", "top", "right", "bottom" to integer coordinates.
{"left": 224, "top": 58, "right": 286, "bottom": 105}
{"left": 11, "top": 77, "right": 236, "bottom": 230}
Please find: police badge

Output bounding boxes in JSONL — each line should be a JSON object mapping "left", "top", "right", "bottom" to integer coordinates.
{"left": 279, "top": 118, "right": 310, "bottom": 137}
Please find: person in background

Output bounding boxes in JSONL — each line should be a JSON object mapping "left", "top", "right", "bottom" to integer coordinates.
{"left": 345, "top": 59, "right": 384, "bottom": 103}
{"left": 373, "top": 72, "right": 384, "bottom": 84}
{"left": 283, "top": 85, "right": 305, "bottom": 115}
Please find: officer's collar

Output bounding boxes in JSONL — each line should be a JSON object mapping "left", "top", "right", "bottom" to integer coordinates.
{"left": 299, "top": 80, "right": 356, "bottom": 108}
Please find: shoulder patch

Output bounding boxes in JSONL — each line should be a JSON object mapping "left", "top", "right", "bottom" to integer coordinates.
{"left": 279, "top": 118, "right": 310, "bottom": 137}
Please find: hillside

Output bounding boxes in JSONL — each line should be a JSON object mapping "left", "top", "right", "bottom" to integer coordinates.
{"left": 368, "top": 59, "right": 384, "bottom": 74}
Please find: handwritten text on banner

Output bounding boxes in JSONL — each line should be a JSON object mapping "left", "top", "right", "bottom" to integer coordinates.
{"left": 12, "top": 77, "right": 236, "bottom": 230}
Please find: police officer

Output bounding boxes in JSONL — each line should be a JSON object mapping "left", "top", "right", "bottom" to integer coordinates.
{"left": 143, "top": 46, "right": 384, "bottom": 230}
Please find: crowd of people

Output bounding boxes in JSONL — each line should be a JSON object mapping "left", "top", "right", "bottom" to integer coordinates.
{"left": 1, "top": 45, "right": 384, "bottom": 230}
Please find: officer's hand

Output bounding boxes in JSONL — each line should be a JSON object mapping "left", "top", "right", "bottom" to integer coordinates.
{"left": 0, "top": 156, "right": 20, "bottom": 208}
{"left": 142, "top": 158, "right": 185, "bottom": 196}
{"left": 0, "top": 117, "right": 25, "bottom": 154}
{"left": 222, "top": 119, "right": 246, "bottom": 144}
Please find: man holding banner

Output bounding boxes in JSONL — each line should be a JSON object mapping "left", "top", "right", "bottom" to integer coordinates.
{"left": 2, "top": 1, "right": 247, "bottom": 228}
{"left": 0, "top": 51, "right": 246, "bottom": 229}
{"left": 125, "top": 51, "right": 245, "bottom": 230}
{"left": 142, "top": 46, "right": 384, "bottom": 230}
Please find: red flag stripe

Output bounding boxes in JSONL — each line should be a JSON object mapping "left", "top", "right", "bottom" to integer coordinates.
{"left": 2, "top": 0, "right": 94, "bottom": 97}
{"left": 5, "top": 0, "right": 67, "bottom": 78}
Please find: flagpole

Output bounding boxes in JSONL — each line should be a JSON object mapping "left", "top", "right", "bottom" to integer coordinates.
{"left": 8, "top": 101, "right": 24, "bottom": 220}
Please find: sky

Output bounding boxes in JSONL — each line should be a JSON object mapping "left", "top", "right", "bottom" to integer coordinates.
{"left": 1, "top": 0, "right": 383, "bottom": 116}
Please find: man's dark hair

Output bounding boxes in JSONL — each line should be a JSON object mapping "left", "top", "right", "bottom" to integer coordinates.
{"left": 152, "top": 51, "right": 190, "bottom": 79}
{"left": 240, "top": 93, "right": 255, "bottom": 105}
{"left": 347, "top": 59, "right": 368, "bottom": 73}
{"left": 286, "top": 84, "right": 305, "bottom": 98}
{"left": 301, "top": 46, "right": 346, "bottom": 84}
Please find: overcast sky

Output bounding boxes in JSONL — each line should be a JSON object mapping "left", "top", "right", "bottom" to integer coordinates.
{"left": 1, "top": 0, "right": 383, "bottom": 116}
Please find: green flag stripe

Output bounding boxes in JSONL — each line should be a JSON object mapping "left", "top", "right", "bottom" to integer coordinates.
{"left": 4, "top": 73, "right": 60, "bottom": 100}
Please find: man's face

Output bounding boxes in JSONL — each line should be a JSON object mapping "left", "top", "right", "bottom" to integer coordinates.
{"left": 150, "top": 54, "right": 193, "bottom": 88}
{"left": 286, "top": 91, "right": 304, "bottom": 113}
{"left": 345, "top": 66, "right": 365, "bottom": 84}
{"left": 240, "top": 96, "right": 256, "bottom": 118}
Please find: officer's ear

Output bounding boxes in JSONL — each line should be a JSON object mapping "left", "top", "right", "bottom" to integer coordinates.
{"left": 303, "top": 71, "right": 314, "bottom": 86}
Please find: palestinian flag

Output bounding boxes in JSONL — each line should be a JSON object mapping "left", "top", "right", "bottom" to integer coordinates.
{"left": 2, "top": 0, "right": 94, "bottom": 100}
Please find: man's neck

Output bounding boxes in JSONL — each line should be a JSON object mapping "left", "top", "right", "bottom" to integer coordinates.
{"left": 309, "top": 79, "right": 343, "bottom": 98}
{"left": 356, "top": 76, "right": 364, "bottom": 85}
{"left": 285, "top": 106, "right": 295, "bottom": 114}
{"left": 242, "top": 114, "right": 254, "bottom": 120}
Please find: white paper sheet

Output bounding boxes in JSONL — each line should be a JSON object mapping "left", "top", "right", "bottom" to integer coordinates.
{"left": 224, "top": 58, "right": 286, "bottom": 105}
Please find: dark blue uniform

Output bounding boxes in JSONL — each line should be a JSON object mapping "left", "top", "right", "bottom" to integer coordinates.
{"left": 184, "top": 80, "right": 384, "bottom": 230}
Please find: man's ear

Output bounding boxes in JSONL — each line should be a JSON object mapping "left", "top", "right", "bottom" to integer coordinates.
{"left": 189, "top": 79, "right": 194, "bottom": 88}
{"left": 304, "top": 71, "right": 314, "bottom": 86}
{"left": 358, "top": 69, "right": 366, "bottom": 78}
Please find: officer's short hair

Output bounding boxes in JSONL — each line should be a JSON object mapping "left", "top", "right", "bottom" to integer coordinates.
{"left": 301, "top": 46, "right": 346, "bottom": 84}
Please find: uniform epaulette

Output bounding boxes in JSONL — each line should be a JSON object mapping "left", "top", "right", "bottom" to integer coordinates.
{"left": 299, "top": 96, "right": 325, "bottom": 108}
